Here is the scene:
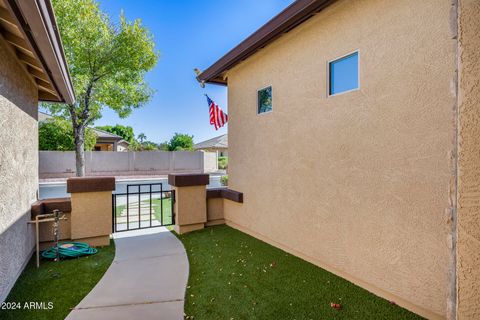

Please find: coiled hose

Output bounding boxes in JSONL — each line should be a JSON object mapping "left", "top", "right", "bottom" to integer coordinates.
{"left": 41, "top": 242, "right": 98, "bottom": 259}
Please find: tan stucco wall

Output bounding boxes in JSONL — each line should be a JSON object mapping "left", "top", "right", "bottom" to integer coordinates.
{"left": 0, "top": 37, "right": 38, "bottom": 302}
{"left": 224, "top": 0, "right": 457, "bottom": 318}
{"left": 206, "top": 198, "right": 224, "bottom": 226}
{"left": 456, "top": 0, "right": 480, "bottom": 318}
{"left": 174, "top": 185, "right": 207, "bottom": 233}
{"left": 39, "top": 212, "right": 72, "bottom": 242}
{"left": 70, "top": 191, "right": 112, "bottom": 246}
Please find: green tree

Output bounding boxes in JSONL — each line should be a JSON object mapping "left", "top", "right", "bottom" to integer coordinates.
{"left": 164, "top": 133, "right": 194, "bottom": 151}
{"left": 137, "top": 133, "right": 147, "bottom": 143}
{"left": 44, "top": 0, "right": 158, "bottom": 176}
{"left": 39, "top": 118, "right": 97, "bottom": 151}
{"left": 95, "top": 124, "right": 135, "bottom": 143}
{"left": 129, "top": 141, "right": 158, "bottom": 151}
{"left": 158, "top": 142, "right": 169, "bottom": 151}
{"left": 141, "top": 141, "right": 158, "bottom": 151}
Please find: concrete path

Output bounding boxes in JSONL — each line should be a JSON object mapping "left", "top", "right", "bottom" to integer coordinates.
{"left": 66, "top": 227, "right": 189, "bottom": 320}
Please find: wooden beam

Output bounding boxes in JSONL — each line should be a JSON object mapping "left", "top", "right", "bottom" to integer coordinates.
{"left": 27, "top": 66, "right": 50, "bottom": 82}
{"left": 0, "top": 7, "right": 17, "bottom": 27}
{"left": 38, "top": 90, "right": 59, "bottom": 102}
{"left": 35, "top": 77, "right": 54, "bottom": 91}
{"left": 37, "top": 84, "right": 56, "bottom": 96}
{"left": 38, "top": 85, "right": 55, "bottom": 95}
{"left": 17, "top": 51, "right": 43, "bottom": 71}
{"left": 3, "top": 31, "right": 31, "bottom": 53}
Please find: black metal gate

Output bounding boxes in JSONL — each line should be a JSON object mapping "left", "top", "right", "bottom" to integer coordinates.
{"left": 112, "top": 183, "right": 175, "bottom": 232}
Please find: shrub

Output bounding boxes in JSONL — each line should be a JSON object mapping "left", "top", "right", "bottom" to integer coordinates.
{"left": 220, "top": 175, "right": 228, "bottom": 186}
{"left": 218, "top": 156, "right": 228, "bottom": 169}
{"left": 39, "top": 118, "right": 96, "bottom": 151}
{"left": 164, "top": 133, "right": 194, "bottom": 151}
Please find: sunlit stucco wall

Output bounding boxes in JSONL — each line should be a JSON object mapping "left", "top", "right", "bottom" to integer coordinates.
{"left": 224, "top": 0, "right": 457, "bottom": 318}
{"left": 456, "top": 0, "right": 480, "bottom": 318}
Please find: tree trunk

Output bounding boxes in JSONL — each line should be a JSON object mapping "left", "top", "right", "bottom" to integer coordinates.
{"left": 74, "top": 125, "right": 86, "bottom": 177}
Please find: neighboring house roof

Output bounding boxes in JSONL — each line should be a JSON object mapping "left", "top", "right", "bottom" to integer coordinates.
{"left": 194, "top": 134, "right": 228, "bottom": 150}
{"left": 117, "top": 140, "right": 129, "bottom": 147}
{"left": 0, "top": 0, "right": 75, "bottom": 103}
{"left": 38, "top": 111, "right": 129, "bottom": 144}
{"left": 92, "top": 127, "right": 125, "bottom": 141}
{"left": 197, "top": 0, "right": 334, "bottom": 85}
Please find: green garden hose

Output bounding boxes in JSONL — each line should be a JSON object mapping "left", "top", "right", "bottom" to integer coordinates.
{"left": 41, "top": 242, "right": 98, "bottom": 259}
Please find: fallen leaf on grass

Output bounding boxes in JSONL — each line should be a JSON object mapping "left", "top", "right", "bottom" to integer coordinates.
{"left": 330, "top": 302, "right": 342, "bottom": 310}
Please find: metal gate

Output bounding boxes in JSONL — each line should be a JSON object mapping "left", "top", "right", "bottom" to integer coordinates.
{"left": 112, "top": 183, "right": 175, "bottom": 232}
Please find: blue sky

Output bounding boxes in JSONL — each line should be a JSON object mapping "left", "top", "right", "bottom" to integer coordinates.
{"left": 90, "top": 0, "right": 293, "bottom": 144}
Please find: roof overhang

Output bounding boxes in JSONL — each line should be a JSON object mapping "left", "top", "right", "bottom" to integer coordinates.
{"left": 197, "top": 0, "right": 334, "bottom": 85}
{"left": 118, "top": 140, "right": 130, "bottom": 146}
{"left": 95, "top": 137, "right": 122, "bottom": 142}
{"left": 0, "top": 0, "right": 75, "bottom": 104}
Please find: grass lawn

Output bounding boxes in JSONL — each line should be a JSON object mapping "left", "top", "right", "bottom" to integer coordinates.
{"left": 0, "top": 240, "right": 115, "bottom": 320}
{"left": 115, "top": 197, "right": 173, "bottom": 225}
{"left": 176, "top": 225, "right": 423, "bottom": 320}
{"left": 151, "top": 198, "right": 173, "bottom": 225}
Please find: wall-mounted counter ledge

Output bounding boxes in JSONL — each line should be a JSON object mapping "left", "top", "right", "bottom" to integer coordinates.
{"left": 31, "top": 198, "right": 72, "bottom": 218}
{"left": 207, "top": 188, "right": 243, "bottom": 203}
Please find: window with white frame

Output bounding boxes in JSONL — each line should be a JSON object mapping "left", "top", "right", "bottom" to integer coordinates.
{"left": 328, "top": 51, "right": 359, "bottom": 96}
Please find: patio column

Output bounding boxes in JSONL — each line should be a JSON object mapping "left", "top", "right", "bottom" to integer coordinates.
{"left": 168, "top": 173, "right": 209, "bottom": 234}
{"left": 67, "top": 177, "right": 115, "bottom": 246}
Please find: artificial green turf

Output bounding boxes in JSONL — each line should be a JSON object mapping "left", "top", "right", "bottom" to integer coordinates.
{"left": 176, "top": 225, "right": 423, "bottom": 320}
{"left": 0, "top": 240, "right": 115, "bottom": 320}
{"left": 116, "top": 198, "right": 173, "bottom": 225}
{"left": 151, "top": 198, "right": 173, "bottom": 225}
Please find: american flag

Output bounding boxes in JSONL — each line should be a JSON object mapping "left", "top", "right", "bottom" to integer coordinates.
{"left": 206, "top": 95, "right": 228, "bottom": 130}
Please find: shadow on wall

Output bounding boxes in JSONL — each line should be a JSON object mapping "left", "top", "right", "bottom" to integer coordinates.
{"left": 0, "top": 40, "right": 37, "bottom": 120}
{"left": 0, "top": 210, "right": 35, "bottom": 303}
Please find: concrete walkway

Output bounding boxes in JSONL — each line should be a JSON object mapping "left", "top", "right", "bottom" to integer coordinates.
{"left": 66, "top": 227, "right": 189, "bottom": 320}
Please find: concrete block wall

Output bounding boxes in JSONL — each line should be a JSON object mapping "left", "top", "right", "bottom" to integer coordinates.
{"left": 39, "top": 151, "right": 218, "bottom": 178}
{"left": 202, "top": 151, "right": 218, "bottom": 173}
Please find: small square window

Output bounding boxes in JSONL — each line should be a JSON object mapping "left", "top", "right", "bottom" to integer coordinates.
{"left": 257, "top": 86, "right": 272, "bottom": 114}
{"left": 329, "top": 52, "right": 359, "bottom": 96}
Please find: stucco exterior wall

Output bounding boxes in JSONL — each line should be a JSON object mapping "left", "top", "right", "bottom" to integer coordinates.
{"left": 70, "top": 191, "right": 112, "bottom": 247}
{"left": 206, "top": 198, "right": 224, "bottom": 226}
{"left": 224, "top": 0, "right": 456, "bottom": 318}
{"left": 174, "top": 185, "right": 207, "bottom": 234}
{"left": 0, "top": 37, "right": 38, "bottom": 302}
{"left": 456, "top": 0, "right": 480, "bottom": 318}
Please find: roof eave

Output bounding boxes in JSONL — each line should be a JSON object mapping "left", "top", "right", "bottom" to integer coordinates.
{"left": 198, "top": 0, "right": 335, "bottom": 85}
{"left": 5, "top": 0, "right": 75, "bottom": 104}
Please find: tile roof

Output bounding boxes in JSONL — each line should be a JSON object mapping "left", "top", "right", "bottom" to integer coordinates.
{"left": 194, "top": 134, "right": 228, "bottom": 149}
